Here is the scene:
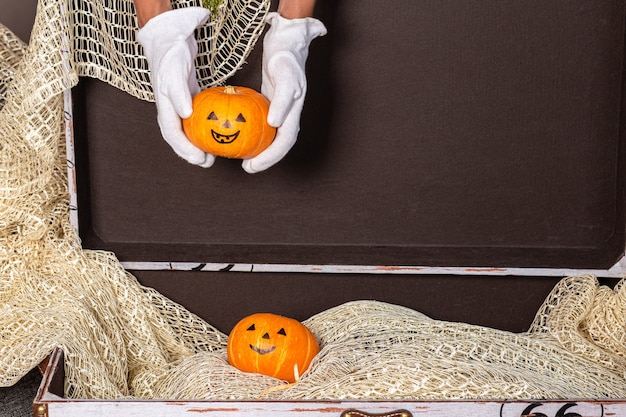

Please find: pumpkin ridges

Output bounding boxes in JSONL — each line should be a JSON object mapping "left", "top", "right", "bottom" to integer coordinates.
{"left": 298, "top": 329, "right": 315, "bottom": 379}
{"left": 273, "top": 320, "right": 296, "bottom": 380}
{"left": 228, "top": 86, "right": 275, "bottom": 159}
{"left": 237, "top": 98, "right": 266, "bottom": 159}
{"left": 300, "top": 332, "right": 313, "bottom": 378}
{"left": 245, "top": 99, "right": 274, "bottom": 160}
{"left": 225, "top": 98, "right": 245, "bottom": 159}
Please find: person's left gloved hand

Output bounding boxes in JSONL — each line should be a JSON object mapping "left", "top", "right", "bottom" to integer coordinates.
{"left": 137, "top": 7, "right": 215, "bottom": 168}
{"left": 242, "top": 12, "right": 327, "bottom": 174}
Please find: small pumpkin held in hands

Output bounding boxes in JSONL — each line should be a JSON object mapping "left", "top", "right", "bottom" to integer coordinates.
{"left": 227, "top": 313, "right": 320, "bottom": 383}
{"left": 183, "top": 85, "right": 276, "bottom": 159}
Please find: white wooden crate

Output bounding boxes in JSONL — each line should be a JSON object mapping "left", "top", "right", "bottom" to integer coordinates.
{"left": 33, "top": 348, "right": 626, "bottom": 417}
{"left": 39, "top": 0, "right": 626, "bottom": 415}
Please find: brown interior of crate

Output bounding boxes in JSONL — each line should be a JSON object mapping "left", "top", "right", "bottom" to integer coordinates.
{"left": 73, "top": 0, "right": 626, "bottom": 269}
{"left": 70, "top": 0, "right": 626, "bottom": 334}
{"left": 134, "top": 270, "right": 572, "bottom": 333}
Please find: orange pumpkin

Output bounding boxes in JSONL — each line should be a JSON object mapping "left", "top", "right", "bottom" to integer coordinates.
{"left": 227, "top": 313, "right": 320, "bottom": 382}
{"left": 183, "top": 85, "right": 276, "bottom": 159}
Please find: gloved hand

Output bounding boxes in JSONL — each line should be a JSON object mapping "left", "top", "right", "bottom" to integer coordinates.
{"left": 242, "top": 12, "right": 327, "bottom": 174}
{"left": 137, "top": 7, "right": 215, "bottom": 168}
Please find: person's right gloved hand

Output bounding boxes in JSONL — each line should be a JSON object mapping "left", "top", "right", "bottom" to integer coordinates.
{"left": 242, "top": 13, "right": 327, "bottom": 174}
{"left": 137, "top": 7, "right": 215, "bottom": 168}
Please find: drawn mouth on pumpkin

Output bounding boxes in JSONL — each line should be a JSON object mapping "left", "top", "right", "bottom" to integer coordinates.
{"left": 249, "top": 344, "right": 276, "bottom": 355}
{"left": 211, "top": 130, "right": 240, "bottom": 144}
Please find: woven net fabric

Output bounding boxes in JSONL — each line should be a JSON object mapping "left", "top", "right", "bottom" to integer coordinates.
{"left": 69, "top": 0, "right": 269, "bottom": 101}
{"left": 2, "top": 0, "right": 626, "bottom": 401}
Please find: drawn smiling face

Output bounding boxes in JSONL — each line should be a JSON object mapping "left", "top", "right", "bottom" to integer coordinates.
{"left": 246, "top": 323, "right": 285, "bottom": 355}
{"left": 182, "top": 86, "right": 276, "bottom": 159}
{"left": 207, "top": 111, "right": 245, "bottom": 144}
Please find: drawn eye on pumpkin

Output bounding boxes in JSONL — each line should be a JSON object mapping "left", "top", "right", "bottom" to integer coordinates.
{"left": 207, "top": 111, "right": 218, "bottom": 120}
{"left": 278, "top": 328, "right": 286, "bottom": 336}
{"left": 247, "top": 324, "right": 255, "bottom": 331}
{"left": 236, "top": 113, "right": 246, "bottom": 123}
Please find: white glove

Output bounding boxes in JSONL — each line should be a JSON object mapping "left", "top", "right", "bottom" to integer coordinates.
{"left": 137, "top": 8, "right": 215, "bottom": 168}
{"left": 242, "top": 12, "right": 327, "bottom": 174}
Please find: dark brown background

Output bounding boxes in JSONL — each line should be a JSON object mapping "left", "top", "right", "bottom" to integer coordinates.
{"left": 2, "top": 0, "right": 37, "bottom": 42}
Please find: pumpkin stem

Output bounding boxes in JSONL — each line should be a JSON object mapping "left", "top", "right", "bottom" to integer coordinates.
{"left": 224, "top": 85, "right": 237, "bottom": 94}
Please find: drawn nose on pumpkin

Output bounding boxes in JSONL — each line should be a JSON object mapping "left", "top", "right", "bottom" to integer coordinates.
{"left": 262, "top": 332, "right": 270, "bottom": 339}
{"left": 222, "top": 120, "right": 232, "bottom": 129}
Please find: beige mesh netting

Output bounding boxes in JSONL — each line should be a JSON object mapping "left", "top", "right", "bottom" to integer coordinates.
{"left": 2, "top": 0, "right": 626, "bottom": 401}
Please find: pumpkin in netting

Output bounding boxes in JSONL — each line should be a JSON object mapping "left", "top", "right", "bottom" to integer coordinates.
{"left": 183, "top": 85, "right": 276, "bottom": 159}
{"left": 227, "top": 313, "right": 320, "bottom": 383}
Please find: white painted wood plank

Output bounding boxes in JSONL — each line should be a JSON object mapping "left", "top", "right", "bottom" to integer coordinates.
{"left": 40, "top": 399, "right": 620, "bottom": 417}
{"left": 119, "top": 259, "right": 626, "bottom": 278}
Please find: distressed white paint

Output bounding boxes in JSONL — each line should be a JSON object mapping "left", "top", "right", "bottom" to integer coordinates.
{"left": 119, "top": 259, "right": 626, "bottom": 278}
{"left": 64, "top": 89, "right": 79, "bottom": 235}
{"left": 37, "top": 399, "right": 621, "bottom": 417}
